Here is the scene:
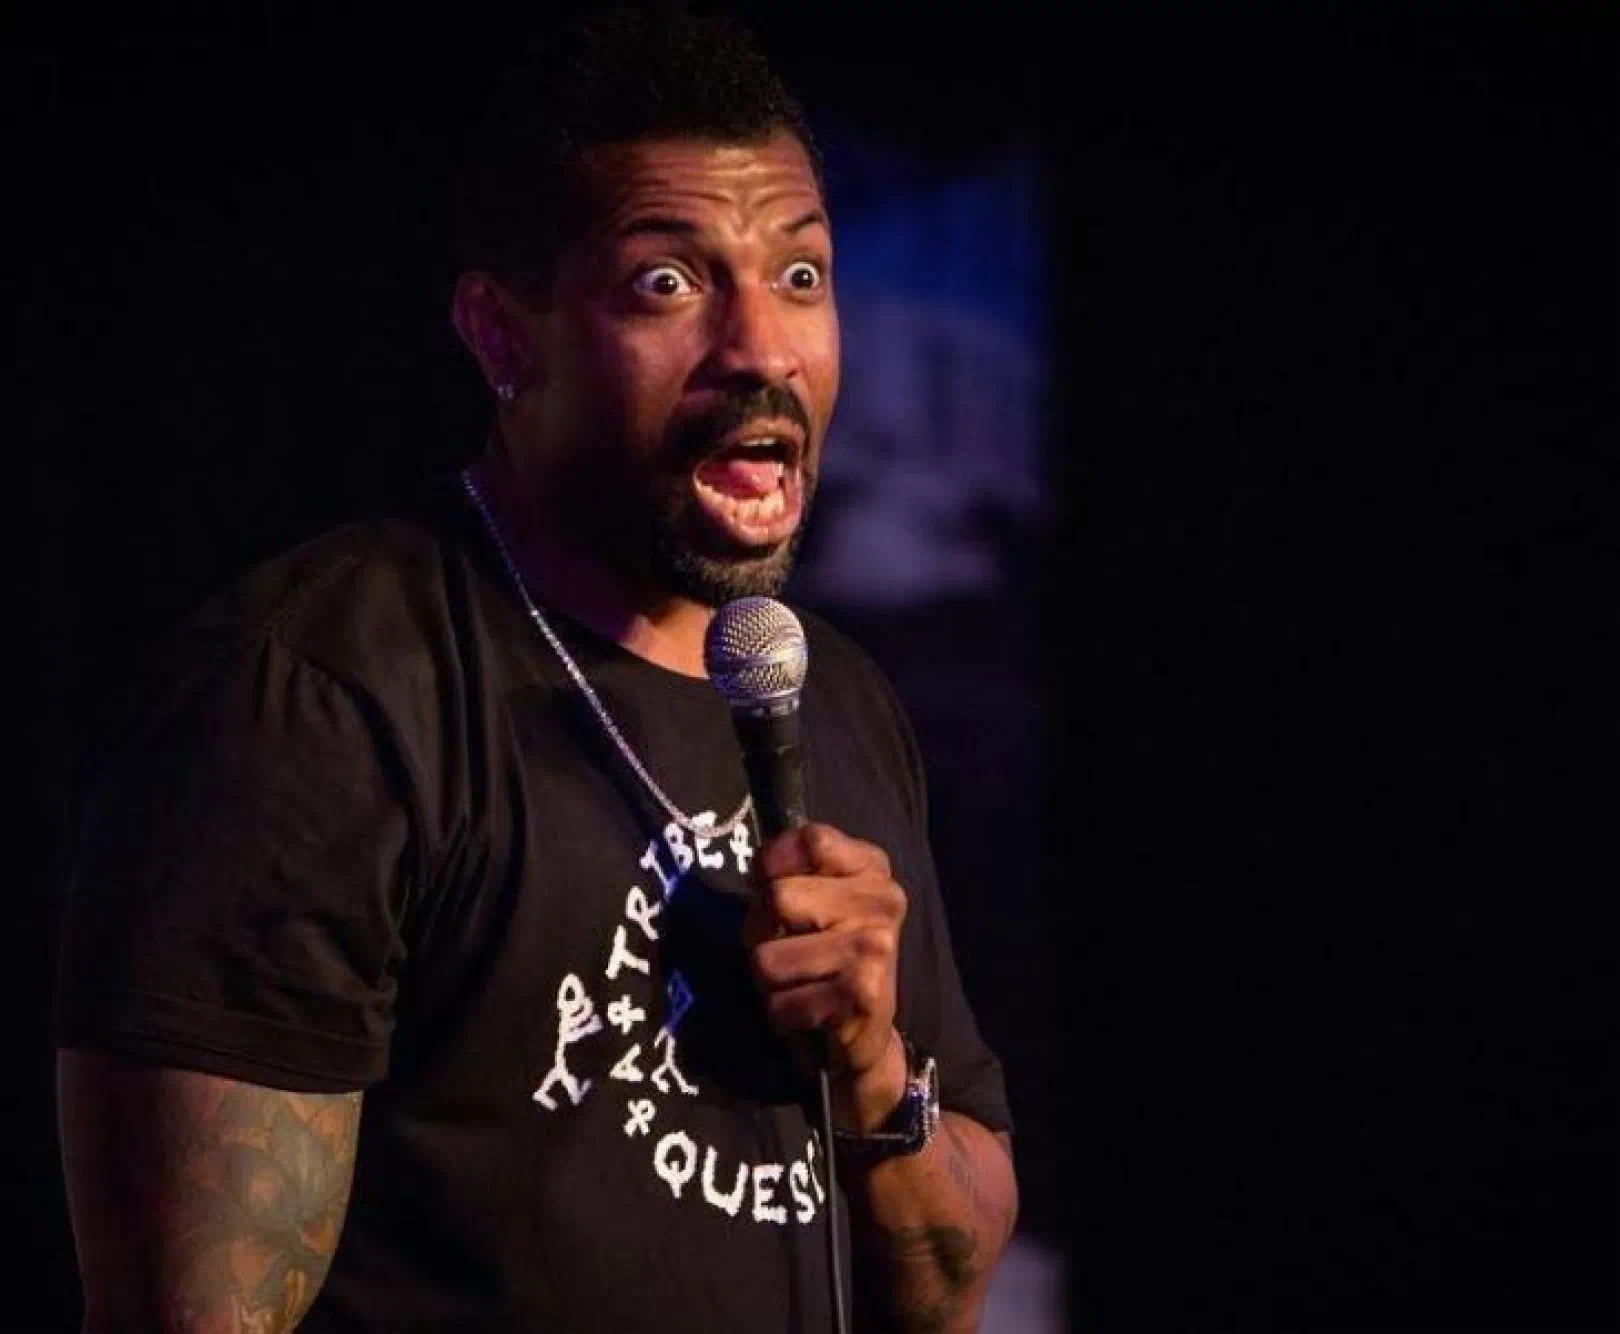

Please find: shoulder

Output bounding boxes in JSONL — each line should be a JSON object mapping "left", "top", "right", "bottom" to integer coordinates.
{"left": 155, "top": 479, "right": 488, "bottom": 699}
{"left": 795, "top": 605, "right": 886, "bottom": 689}
{"left": 96, "top": 481, "right": 486, "bottom": 769}
{"left": 792, "top": 604, "right": 927, "bottom": 800}
{"left": 193, "top": 486, "right": 470, "bottom": 678}
{"left": 795, "top": 606, "right": 900, "bottom": 713}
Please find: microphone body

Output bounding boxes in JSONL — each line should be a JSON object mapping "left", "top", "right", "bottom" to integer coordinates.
{"left": 732, "top": 702, "right": 808, "bottom": 839}
{"left": 703, "top": 596, "right": 812, "bottom": 842}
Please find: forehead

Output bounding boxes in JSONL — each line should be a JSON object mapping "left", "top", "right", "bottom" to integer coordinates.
{"left": 575, "top": 132, "right": 827, "bottom": 241}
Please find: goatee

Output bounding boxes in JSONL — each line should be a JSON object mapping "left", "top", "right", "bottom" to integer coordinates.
{"left": 643, "top": 381, "right": 819, "bottom": 606}
{"left": 644, "top": 470, "right": 817, "bottom": 607}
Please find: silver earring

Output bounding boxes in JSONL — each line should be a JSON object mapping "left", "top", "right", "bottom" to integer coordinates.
{"left": 494, "top": 382, "right": 518, "bottom": 404}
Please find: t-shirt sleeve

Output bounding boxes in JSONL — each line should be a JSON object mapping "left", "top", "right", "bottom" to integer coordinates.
{"left": 880, "top": 681, "right": 1014, "bottom": 1137}
{"left": 897, "top": 843, "right": 1015, "bottom": 1136}
{"left": 55, "top": 632, "right": 416, "bottom": 1092}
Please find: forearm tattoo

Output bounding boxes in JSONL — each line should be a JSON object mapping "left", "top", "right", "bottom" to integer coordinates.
{"left": 854, "top": 1119, "right": 1016, "bottom": 1332}
{"left": 66, "top": 1064, "right": 362, "bottom": 1333}
{"left": 870, "top": 1224, "right": 981, "bottom": 1333}
{"left": 940, "top": 1118, "right": 1017, "bottom": 1250}
{"left": 156, "top": 1082, "right": 360, "bottom": 1332}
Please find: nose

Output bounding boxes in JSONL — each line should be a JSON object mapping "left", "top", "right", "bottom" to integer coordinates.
{"left": 704, "top": 279, "right": 797, "bottom": 386}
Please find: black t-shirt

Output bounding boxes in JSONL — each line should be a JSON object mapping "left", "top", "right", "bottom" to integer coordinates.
{"left": 56, "top": 477, "right": 1011, "bottom": 1333}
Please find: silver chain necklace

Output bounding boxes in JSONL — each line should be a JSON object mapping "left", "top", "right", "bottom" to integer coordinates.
{"left": 460, "top": 468, "right": 754, "bottom": 841}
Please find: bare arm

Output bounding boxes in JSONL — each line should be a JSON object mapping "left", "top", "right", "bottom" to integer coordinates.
{"left": 746, "top": 824, "right": 1020, "bottom": 1333}
{"left": 841, "top": 1034, "right": 1020, "bottom": 1333}
{"left": 57, "top": 1048, "right": 361, "bottom": 1334}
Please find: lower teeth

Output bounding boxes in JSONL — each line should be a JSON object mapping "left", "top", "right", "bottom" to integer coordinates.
{"left": 699, "top": 480, "right": 785, "bottom": 527}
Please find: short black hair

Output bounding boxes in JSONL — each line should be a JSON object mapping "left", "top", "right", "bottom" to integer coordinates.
{"left": 455, "top": 6, "right": 822, "bottom": 300}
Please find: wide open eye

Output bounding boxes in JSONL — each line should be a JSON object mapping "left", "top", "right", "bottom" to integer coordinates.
{"left": 780, "top": 260, "right": 825, "bottom": 292}
{"left": 631, "top": 265, "right": 698, "bottom": 299}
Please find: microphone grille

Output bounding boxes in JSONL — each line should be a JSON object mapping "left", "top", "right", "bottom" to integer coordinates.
{"left": 704, "top": 597, "right": 809, "bottom": 707}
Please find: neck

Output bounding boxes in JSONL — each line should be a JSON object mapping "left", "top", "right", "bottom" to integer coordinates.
{"left": 467, "top": 444, "right": 715, "bottom": 680}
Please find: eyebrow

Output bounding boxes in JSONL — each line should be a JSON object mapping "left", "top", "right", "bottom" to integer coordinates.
{"left": 783, "top": 208, "right": 829, "bottom": 235}
{"left": 612, "top": 208, "right": 830, "bottom": 241}
{"left": 614, "top": 216, "right": 698, "bottom": 240}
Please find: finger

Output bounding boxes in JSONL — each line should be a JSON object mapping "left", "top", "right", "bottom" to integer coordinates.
{"left": 751, "top": 929, "right": 864, "bottom": 991}
{"left": 759, "top": 874, "right": 839, "bottom": 935}
{"left": 759, "top": 822, "right": 889, "bottom": 882}
{"left": 762, "top": 973, "right": 896, "bottom": 1066}
{"left": 763, "top": 872, "right": 907, "bottom": 936}
{"left": 740, "top": 891, "right": 777, "bottom": 951}
{"left": 763, "top": 978, "right": 853, "bottom": 1036}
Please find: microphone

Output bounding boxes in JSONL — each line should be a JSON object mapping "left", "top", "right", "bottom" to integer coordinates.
{"left": 707, "top": 597, "right": 852, "bottom": 1334}
{"left": 703, "top": 596, "right": 811, "bottom": 840}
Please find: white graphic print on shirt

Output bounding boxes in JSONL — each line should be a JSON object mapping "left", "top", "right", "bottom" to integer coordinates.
{"left": 531, "top": 811, "right": 826, "bottom": 1227}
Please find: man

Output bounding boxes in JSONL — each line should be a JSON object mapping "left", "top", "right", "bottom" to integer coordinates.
{"left": 55, "top": 10, "right": 1017, "bottom": 1331}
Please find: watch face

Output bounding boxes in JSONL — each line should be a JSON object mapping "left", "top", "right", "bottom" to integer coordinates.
{"left": 890, "top": 1056, "right": 939, "bottom": 1153}
{"left": 916, "top": 1056, "right": 940, "bottom": 1146}
{"left": 833, "top": 1049, "right": 940, "bottom": 1163}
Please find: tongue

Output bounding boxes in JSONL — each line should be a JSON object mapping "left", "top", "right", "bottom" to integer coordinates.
{"left": 695, "top": 453, "right": 782, "bottom": 499}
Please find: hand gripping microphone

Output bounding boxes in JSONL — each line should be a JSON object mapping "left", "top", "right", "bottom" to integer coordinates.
{"left": 703, "top": 596, "right": 810, "bottom": 839}
{"left": 704, "top": 597, "right": 851, "bottom": 1334}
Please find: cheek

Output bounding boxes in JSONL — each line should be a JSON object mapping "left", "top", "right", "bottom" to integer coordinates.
{"left": 583, "top": 322, "right": 703, "bottom": 448}
{"left": 801, "top": 313, "right": 841, "bottom": 429}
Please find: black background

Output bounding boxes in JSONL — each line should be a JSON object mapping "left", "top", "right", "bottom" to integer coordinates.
{"left": 10, "top": 3, "right": 1615, "bottom": 1330}
{"left": 1058, "top": 8, "right": 1615, "bottom": 1331}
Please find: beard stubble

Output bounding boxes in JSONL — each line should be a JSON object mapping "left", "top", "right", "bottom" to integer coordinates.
{"left": 559, "top": 385, "right": 819, "bottom": 608}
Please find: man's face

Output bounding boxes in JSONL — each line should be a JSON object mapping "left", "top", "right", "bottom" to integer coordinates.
{"left": 524, "top": 131, "right": 839, "bottom": 606}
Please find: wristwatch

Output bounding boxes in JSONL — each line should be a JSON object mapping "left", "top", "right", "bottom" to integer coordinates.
{"left": 832, "top": 1035, "right": 940, "bottom": 1164}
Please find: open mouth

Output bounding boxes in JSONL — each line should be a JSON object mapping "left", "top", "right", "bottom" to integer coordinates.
{"left": 690, "top": 428, "right": 805, "bottom": 549}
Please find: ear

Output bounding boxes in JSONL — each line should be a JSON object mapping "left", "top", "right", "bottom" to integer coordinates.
{"left": 451, "top": 272, "right": 536, "bottom": 400}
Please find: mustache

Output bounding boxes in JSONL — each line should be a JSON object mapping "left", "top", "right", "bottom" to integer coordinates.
{"left": 668, "top": 385, "right": 812, "bottom": 468}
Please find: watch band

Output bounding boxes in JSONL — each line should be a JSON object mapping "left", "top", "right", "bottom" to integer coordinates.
{"left": 832, "top": 1035, "right": 940, "bottom": 1165}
